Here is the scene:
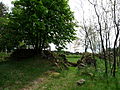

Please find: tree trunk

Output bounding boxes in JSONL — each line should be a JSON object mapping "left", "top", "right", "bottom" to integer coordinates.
{"left": 112, "top": 0, "right": 120, "bottom": 77}
{"left": 94, "top": 5, "right": 108, "bottom": 76}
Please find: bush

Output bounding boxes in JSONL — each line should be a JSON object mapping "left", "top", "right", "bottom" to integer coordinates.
{"left": 0, "top": 52, "right": 10, "bottom": 62}
{"left": 10, "top": 49, "right": 37, "bottom": 59}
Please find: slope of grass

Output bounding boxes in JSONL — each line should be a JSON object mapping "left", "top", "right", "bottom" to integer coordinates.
{"left": 36, "top": 57, "right": 120, "bottom": 90}
{"left": 1, "top": 54, "right": 120, "bottom": 90}
{"left": 0, "top": 57, "right": 56, "bottom": 90}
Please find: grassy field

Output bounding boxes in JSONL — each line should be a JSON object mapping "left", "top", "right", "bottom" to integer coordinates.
{"left": 66, "top": 54, "right": 80, "bottom": 63}
{"left": 0, "top": 57, "right": 57, "bottom": 90}
{"left": 36, "top": 57, "right": 120, "bottom": 90}
{"left": 0, "top": 54, "right": 120, "bottom": 90}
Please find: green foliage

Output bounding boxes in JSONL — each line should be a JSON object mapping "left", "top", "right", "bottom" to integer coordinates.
{"left": 9, "top": 0, "right": 76, "bottom": 52}
{"left": 0, "top": 2, "right": 17, "bottom": 52}
{"left": 10, "top": 49, "right": 37, "bottom": 59}
{"left": 0, "top": 52, "right": 10, "bottom": 62}
{"left": 0, "top": 28, "right": 20, "bottom": 52}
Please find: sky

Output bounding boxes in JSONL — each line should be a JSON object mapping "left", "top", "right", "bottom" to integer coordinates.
{"left": 1, "top": 0, "right": 13, "bottom": 8}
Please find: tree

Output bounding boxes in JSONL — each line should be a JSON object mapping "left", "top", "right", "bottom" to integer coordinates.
{"left": 9, "top": 0, "right": 76, "bottom": 53}
{"left": 110, "top": 0, "right": 120, "bottom": 77}
{"left": 0, "top": 2, "right": 12, "bottom": 52}
{"left": 0, "top": 2, "right": 8, "bottom": 29}
{"left": 0, "top": 2, "right": 7, "bottom": 17}
{"left": 88, "top": 0, "right": 108, "bottom": 76}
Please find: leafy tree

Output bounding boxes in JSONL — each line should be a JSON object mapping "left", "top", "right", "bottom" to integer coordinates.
{"left": 9, "top": 0, "right": 76, "bottom": 53}
{"left": 0, "top": 2, "right": 20, "bottom": 52}
{"left": 0, "top": 2, "right": 7, "bottom": 17}
{"left": 0, "top": 2, "right": 8, "bottom": 29}
{"left": 0, "top": 2, "right": 9, "bottom": 52}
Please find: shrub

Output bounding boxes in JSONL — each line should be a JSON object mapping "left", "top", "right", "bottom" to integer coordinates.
{"left": 10, "top": 49, "right": 37, "bottom": 59}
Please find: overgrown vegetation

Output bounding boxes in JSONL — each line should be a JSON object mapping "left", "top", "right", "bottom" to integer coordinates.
{"left": 0, "top": 52, "right": 10, "bottom": 62}
{"left": 36, "top": 55, "right": 120, "bottom": 90}
{"left": 0, "top": 0, "right": 77, "bottom": 53}
{"left": 0, "top": 52, "right": 120, "bottom": 90}
{"left": 1, "top": 0, "right": 120, "bottom": 89}
{"left": 0, "top": 54, "right": 67, "bottom": 90}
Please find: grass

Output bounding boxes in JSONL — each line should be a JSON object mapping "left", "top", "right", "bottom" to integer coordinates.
{"left": 66, "top": 54, "right": 80, "bottom": 63}
{"left": 0, "top": 52, "right": 10, "bottom": 62}
{"left": 36, "top": 57, "right": 120, "bottom": 90}
{"left": 66, "top": 54, "right": 80, "bottom": 58}
{"left": 1, "top": 54, "right": 120, "bottom": 90}
{"left": 0, "top": 56, "right": 56, "bottom": 90}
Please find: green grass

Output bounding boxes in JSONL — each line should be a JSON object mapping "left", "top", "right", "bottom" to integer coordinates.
{"left": 66, "top": 54, "right": 81, "bottom": 63}
{"left": 36, "top": 66, "right": 120, "bottom": 90}
{"left": 67, "top": 57, "right": 79, "bottom": 63}
{"left": 1, "top": 54, "right": 120, "bottom": 90}
{"left": 36, "top": 56, "right": 120, "bottom": 90}
{"left": 66, "top": 54, "right": 80, "bottom": 58}
{"left": 0, "top": 57, "right": 56, "bottom": 90}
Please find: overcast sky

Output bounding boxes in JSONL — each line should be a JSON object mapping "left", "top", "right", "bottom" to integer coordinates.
{"left": 1, "top": 0, "right": 13, "bottom": 8}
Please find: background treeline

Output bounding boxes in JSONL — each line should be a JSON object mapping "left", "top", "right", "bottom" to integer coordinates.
{"left": 0, "top": 0, "right": 76, "bottom": 53}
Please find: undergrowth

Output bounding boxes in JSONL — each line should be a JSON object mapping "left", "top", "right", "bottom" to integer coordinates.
{"left": 0, "top": 54, "right": 120, "bottom": 90}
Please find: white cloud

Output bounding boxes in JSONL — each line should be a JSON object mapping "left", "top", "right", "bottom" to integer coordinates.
{"left": 0, "top": 0, "right": 13, "bottom": 7}
{"left": 0, "top": 0, "right": 14, "bottom": 11}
